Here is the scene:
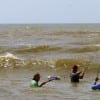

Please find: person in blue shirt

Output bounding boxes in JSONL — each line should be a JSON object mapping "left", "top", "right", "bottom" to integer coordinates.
{"left": 91, "top": 77, "right": 100, "bottom": 90}
{"left": 70, "top": 65, "right": 85, "bottom": 82}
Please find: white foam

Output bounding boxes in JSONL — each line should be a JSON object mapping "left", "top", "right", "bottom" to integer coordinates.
{"left": 0, "top": 52, "right": 20, "bottom": 60}
{"left": 5, "top": 52, "right": 18, "bottom": 59}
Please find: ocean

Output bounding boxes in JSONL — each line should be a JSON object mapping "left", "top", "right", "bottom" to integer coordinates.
{"left": 0, "top": 24, "right": 100, "bottom": 100}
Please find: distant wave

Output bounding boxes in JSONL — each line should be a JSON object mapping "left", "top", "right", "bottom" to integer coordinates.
{"left": 0, "top": 44, "right": 100, "bottom": 54}
{"left": 11, "top": 45, "right": 62, "bottom": 53}
{"left": 64, "top": 45, "right": 100, "bottom": 53}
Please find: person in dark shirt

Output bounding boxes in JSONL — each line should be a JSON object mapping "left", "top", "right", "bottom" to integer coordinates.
{"left": 70, "top": 65, "right": 85, "bottom": 82}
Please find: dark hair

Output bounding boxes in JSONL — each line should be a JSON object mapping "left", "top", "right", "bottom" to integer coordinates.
{"left": 33, "top": 73, "right": 40, "bottom": 82}
{"left": 72, "top": 65, "right": 78, "bottom": 69}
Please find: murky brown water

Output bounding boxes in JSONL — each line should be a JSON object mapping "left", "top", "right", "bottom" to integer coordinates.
{"left": 0, "top": 24, "right": 100, "bottom": 100}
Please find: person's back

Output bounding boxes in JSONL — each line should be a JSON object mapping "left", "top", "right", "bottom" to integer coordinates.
{"left": 30, "top": 80, "right": 40, "bottom": 87}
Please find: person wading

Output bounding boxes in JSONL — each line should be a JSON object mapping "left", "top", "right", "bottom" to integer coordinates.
{"left": 70, "top": 65, "right": 85, "bottom": 82}
{"left": 30, "top": 73, "right": 59, "bottom": 87}
{"left": 91, "top": 77, "right": 100, "bottom": 90}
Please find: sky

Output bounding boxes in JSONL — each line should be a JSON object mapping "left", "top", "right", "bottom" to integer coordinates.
{"left": 0, "top": 0, "right": 100, "bottom": 23}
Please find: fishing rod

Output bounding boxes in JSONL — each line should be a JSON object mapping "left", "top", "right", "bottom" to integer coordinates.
{"left": 96, "top": 66, "right": 100, "bottom": 78}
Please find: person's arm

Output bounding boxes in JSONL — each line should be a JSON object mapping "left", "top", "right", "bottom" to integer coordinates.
{"left": 71, "top": 70, "right": 81, "bottom": 76}
{"left": 79, "top": 72, "right": 84, "bottom": 79}
{"left": 39, "top": 76, "right": 60, "bottom": 87}
{"left": 76, "top": 71, "right": 82, "bottom": 75}
{"left": 39, "top": 80, "right": 52, "bottom": 87}
{"left": 79, "top": 69, "right": 85, "bottom": 79}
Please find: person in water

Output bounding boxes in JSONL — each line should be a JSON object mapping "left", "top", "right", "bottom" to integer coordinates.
{"left": 70, "top": 65, "right": 85, "bottom": 82}
{"left": 30, "top": 73, "right": 41, "bottom": 87}
{"left": 30, "top": 73, "right": 58, "bottom": 87}
{"left": 91, "top": 77, "right": 100, "bottom": 90}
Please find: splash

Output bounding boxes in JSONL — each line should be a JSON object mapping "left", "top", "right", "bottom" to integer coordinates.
{"left": 0, "top": 52, "right": 22, "bottom": 68}
{"left": 4, "top": 52, "right": 19, "bottom": 59}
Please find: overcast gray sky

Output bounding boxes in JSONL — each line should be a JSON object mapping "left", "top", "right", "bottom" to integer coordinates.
{"left": 0, "top": 0, "right": 100, "bottom": 23}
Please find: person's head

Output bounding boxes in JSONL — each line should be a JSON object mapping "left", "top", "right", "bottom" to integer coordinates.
{"left": 72, "top": 65, "right": 78, "bottom": 73}
{"left": 95, "top": 77, "right": 99, "bottom": 81}
{"left": 33, "top": 73, "right": 40, "bottom": 82}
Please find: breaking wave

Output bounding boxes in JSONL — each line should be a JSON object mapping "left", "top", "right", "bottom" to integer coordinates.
{"left": 0, "top": 53, "right": 99, "bottom": 71}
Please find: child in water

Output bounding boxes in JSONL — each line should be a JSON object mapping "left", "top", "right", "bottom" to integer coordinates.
{"left": 91, "top": 77, "right": 100, "bottom": 90}
{"left": 30, "top": 73, "right": 60, "bottom": 87}
{"left": 30, "top": 73, "right": 41, "bottom": 87}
